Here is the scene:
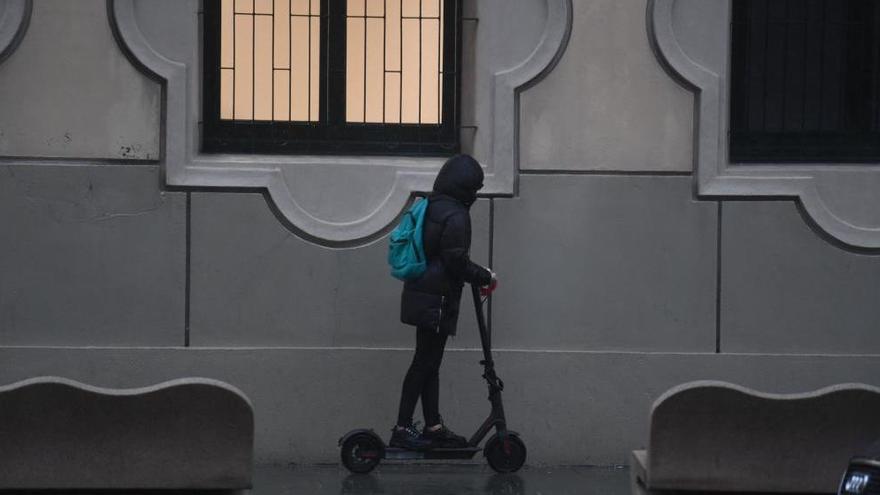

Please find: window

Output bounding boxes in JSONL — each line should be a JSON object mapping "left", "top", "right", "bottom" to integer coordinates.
{"left": 730, "top": 0, "right": 880, "bottom": 163}
{"left": 202, "top": 0, "right": 460, "bottom": 155}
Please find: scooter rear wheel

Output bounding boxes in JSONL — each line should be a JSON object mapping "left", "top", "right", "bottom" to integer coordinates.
{"left": 484, "top": 432, "right": 526, "bottom": 473}
{"left": 340, "top": 432, "right": 384, "bottom": 474}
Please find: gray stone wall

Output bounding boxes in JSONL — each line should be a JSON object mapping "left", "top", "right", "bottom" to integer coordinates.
{"left": 0, "top": 164, "right": 185, "bottom": 346}
{"left": 519, "top": 0, "right": 693, "bottom": 171}
{"left": 0, "top": 0, "right": 160, "bottom": 160}
{"left": 0, "top": 0, "right": 878, "bottom": 466}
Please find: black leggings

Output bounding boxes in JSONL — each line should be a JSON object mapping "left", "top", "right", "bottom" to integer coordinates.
{"left": 396, "top": 326, "right": 449, "bottom": 427}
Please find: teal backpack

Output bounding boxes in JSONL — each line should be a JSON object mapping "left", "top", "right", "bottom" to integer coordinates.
{"left": 388, "top": 197, "right": 428, "bottom": 281}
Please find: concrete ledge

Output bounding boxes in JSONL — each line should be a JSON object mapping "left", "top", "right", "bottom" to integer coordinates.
{"left": 0, "top": 376, "right": 254, "bottom": 489}
{"left": 4, "top": 348, "right": 880, "bottom": 466}
{"left": 630, "top": 450, "right": 649, "bottom": 495}
{"left": 634, "top": 381, "right": 880, "bottom": 494}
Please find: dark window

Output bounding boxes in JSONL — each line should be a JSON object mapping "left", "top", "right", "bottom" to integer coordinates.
{"left": 202, "top": 0, "right": 461, "bottom": 156}
{"left": 730, "top": 0, "right": 880, "bottom": 163}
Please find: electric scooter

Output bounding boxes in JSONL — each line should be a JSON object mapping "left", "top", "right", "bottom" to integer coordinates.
{"left": 339, "top": 283, "right": 527, "bottom": 474}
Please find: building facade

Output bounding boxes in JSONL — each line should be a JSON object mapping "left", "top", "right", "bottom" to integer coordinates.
{"left": 1, "top": 0, "right": 879, "bottom": 465}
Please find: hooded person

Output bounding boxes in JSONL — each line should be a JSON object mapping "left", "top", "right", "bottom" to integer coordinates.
{"left": 391, "top": 154, "right": 495, "bottom": 450}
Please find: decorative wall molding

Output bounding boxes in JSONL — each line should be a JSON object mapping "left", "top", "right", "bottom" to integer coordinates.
{"left": 0, "top": 0, "right": 31, "bottom": 65}
{"left": 494, "top": 0, "right": 572, "bottom": 194}
{"left": 109, "top": 0, "right": 572, "bottom": 245}
{"left": 648, "top": 0, "right": 880, "bottom": 249}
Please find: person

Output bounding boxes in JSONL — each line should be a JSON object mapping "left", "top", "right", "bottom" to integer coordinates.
{"left": 391, "top": 154, "right": 495, "bottom": 450}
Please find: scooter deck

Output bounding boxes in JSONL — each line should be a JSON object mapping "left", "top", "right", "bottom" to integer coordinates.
{"left": 384, "top": 446, "right": 482, "bottom": 460}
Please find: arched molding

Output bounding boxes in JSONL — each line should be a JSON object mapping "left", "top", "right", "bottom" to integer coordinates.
{"left": 648, "top": 0, "right": 880, "bottom": 249}
{"left": 109, "top": 0, "right": 572, "bottom": 246}
{"left": 0, "top": 0, "right": 32, "bottom": 65}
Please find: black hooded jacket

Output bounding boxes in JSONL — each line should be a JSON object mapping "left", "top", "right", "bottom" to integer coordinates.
{"left": 400, "top": 155, "right": 493, "bottom": 335}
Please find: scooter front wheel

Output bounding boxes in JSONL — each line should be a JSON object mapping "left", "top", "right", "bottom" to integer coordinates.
{"left": 484, "top": 432, "right": 526, "bottom": 473}
{"left": 340, "top": 432, "right": 384, "bottom": 474}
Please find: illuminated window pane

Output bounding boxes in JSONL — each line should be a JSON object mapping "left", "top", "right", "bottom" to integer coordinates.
{"left": 204, "top": 0, "right": 459, "bottom": 154}
{"left": 220, "top": 0, "right": 320, "bottom": 122}
{"left": 346, "top": 0, "right": 444, "bottom": 124}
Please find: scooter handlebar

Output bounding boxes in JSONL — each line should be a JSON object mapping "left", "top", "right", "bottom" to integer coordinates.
{"left": 480, "top": 278, "right": 498, "bottom": 297}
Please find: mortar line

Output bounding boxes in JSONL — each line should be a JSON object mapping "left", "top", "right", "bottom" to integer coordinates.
{"left": 519, "top": 169, "right": 692, "bottom": 177}
{"left": 715, "top": 201, "right": 723, "bottom": 354}
{"left": 0, "top": 157, "right": 159, "bottom": 166}
{"left": 4, "top": 345, "right": 880, "bottom": 358}
{"left": 184, "top": 192, "right": 192, "bottom": 347}
{"left": 487, "top": 198, "right": 494, "bottom": 336}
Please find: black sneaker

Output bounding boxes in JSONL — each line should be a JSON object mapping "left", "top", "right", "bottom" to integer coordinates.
{"left": 389, "top": 422, "right": 432, "bottom": 450}
{"left": 422, "top": 423, "right": 468, "bottom": 448}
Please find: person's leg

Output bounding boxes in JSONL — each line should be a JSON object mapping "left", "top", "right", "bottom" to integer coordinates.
{"left": 418, "top": 330, "right": 467, "bottom": 448}
{"left": 419, "top": 330, "right": 448, "bottom": 427}
{"left": 415, "top": 331, "right": 468, "bottom": 447}
{"left": 391, "top": 327, "right": 439, "bottom": 449}
{"left": 395, "top": 327, "right": 436, "bottom": 427}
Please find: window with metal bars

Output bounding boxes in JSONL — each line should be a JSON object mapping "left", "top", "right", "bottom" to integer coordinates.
{"left": 730, "top": 0, "right": 880, "bottom": 163}
{"left": 202, "top": 0, "right": 460, "bottom": 155}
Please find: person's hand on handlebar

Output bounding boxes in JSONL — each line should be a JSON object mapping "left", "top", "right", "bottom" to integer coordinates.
{"left": 480, "top": 270, "right": 498, "bottom": 297}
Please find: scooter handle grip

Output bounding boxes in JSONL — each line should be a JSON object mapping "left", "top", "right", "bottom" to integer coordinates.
{"left": 480, "top": 279, "right": 498, "bottom": 297}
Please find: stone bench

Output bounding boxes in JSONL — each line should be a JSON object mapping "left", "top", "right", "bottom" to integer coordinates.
{"left": 632, "top": 381, "right": 880, "bottom": 494}
{"left": 0, "top": 376, "right": 254, "bottom": 490}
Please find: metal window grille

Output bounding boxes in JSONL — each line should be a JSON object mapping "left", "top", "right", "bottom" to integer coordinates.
{"left": 219, "top": 0, "right": 321, "bottom": 122}
{"left": 203, "top": 0, "right": 460, "bottom": 155}
{"left": 730, "top": 0, "right": 880, "bottom": 163}
{"left": 345, "top": 0, "right": 445, "bottom": 124}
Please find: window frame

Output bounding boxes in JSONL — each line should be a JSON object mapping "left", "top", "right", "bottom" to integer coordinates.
{"left": 647, "top": 0, "right": 880, "bottom": 249}
{"left": 201, "top": 0, "right": 461, "bottom": 156}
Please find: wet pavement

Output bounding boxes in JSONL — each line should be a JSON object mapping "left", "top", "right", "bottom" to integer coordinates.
{"left": 254, "top": 463, "right": 630, "bottom": 495}
{"left": 0, "top": 464, "right": 629, "bottom": 494}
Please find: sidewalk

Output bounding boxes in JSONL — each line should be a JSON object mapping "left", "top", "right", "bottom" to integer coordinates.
{"left": 254, "top": 464, "right": 630, "bottom": 495}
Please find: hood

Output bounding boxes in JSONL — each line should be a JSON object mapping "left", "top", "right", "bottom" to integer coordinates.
{"left": 432, "top": 154, "right": 484, "bottom": 207}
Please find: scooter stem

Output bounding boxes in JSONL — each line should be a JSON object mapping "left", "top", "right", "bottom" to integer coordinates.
{"left": 466, "top": 283, "right": 510, "bottom": 448}
{"left": 471, "top": 284, "right": 505, "bottom": 392}
{"left": 471, "top": 284, "right": 494, "bottom": 365}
